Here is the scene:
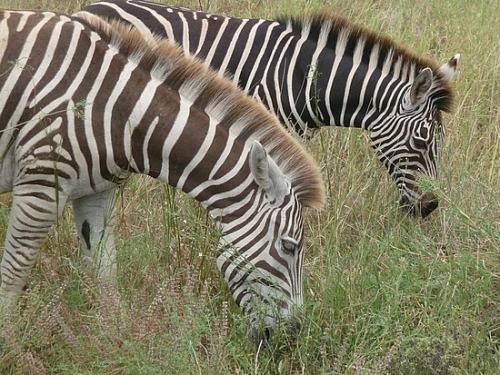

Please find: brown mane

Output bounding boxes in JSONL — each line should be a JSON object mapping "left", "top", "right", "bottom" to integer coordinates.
{"left": 73, "top": 11, "right": 325, "bottom": 209}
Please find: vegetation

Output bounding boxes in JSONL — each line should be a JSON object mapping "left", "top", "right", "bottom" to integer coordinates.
{"left": 0, "top": 0, "right": 498, "bottom": 373}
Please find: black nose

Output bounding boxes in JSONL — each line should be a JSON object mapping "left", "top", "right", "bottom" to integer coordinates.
{"left": 420, "top": 199, "right": 439, "bottom": 218}
{"left": 256, "top": 327, "right": 272, "bottom": 348}
{"left": 399, "top": 195, "right": 439, "bottom": 218}
{"left": 399, "top": 194, "right": 417, "bottom": 215}
{"left": 290, "top": 318, "right": 301, "bottom": 335}
{"left": 248, "top": 324, "right": 272, "bottom": 345}
{"left": 263, "top": 327, "right": 271, "bottom": 341}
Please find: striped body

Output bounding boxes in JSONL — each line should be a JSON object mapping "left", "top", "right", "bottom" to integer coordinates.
{"left": 0, "top": 10, "right": 324, "bottom": 341}
{"left": 84, "top": 0, "right": 459, "bottom": 217}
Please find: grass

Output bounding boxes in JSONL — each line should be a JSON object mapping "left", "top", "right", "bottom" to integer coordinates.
{"left": 0, "top": 0, "right": 499, "bottom": 373}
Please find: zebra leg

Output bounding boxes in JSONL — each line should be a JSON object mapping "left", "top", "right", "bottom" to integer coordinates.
{"left": 72, "top": 188, "right": 118, "bottom": 283}
{"left": 0, "top": 188, "right": 68, "bottom": 307}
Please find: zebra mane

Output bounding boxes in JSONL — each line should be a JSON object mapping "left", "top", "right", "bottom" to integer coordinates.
{"left": 278, "top": 13, "right": 456, "bottom": 113}
{"left": 72, "top": 11, "right": 325, "bottom": 209}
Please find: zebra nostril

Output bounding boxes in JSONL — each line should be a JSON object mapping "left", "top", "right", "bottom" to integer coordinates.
{"left": 247, "top": 313, "right": 275, "bottom": 343}
{"left": 399, "top": 194, "right": 439, "bottom": 218}
{"left": 399, "top": 194, "right": 415, "bottom": 215}
{"left": 248, "top": 324, "right": 273, "bottom": 346}
{"left": 399, "top": 194, "right": 411, "bottom": 208}
{"left": 420, "top": 199, "right": 438, "bottom": 218}
{"left": 290, "top": 318, "right": 301, "bottom": 335}
{"left": 263, "top": 327, "right": 271, "bottom": 342}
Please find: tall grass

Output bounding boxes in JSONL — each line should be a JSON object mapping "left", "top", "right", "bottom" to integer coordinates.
{"left": 0, "top": 0, "right": 498, "bottom": 373}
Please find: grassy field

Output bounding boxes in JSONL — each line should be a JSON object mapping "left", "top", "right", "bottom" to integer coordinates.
{"left": 0, "top": 0, "right": 498, "bottom": 373}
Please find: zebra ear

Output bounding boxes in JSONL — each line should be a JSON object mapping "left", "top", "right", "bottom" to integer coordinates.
{"left": 438, "top": 54, "right": 460, "bottom": 82}
{"left": 410, "top": 68, "right": 433, "bottom": 106}
{"left": 249, "top": 141, "right": 288, "bottom": 203}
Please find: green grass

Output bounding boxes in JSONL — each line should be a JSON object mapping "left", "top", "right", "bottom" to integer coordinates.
{"left": 0, "top": 0, "right": 499, "bottom": 374}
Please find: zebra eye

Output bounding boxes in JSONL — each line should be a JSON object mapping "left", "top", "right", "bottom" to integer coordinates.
{"left": 413, "top": 137, "right": 427, "bottom": 150}
{"left": 281, "top": 237, "right": 298, "bottom": 255}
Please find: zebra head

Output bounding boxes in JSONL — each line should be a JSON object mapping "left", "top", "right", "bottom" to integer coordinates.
{"left": 370, "top": 55, "right": 459, "bottom": 218}
{"left": 215, "top": 141, "right": 308, "bottom": 344}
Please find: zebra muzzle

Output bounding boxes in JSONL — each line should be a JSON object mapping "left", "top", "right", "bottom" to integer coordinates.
{"left": 399, "top": 192, "right": 439, "bottom": 218}
{"left": 247, "top": 312, "right": 302, "bottom": 347}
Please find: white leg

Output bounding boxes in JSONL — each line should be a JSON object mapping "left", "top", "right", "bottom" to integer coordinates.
{"left": 72, "top": 188, "right": 118, "bottom": 283}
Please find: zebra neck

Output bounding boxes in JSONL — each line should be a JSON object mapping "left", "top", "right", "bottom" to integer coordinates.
{"left": 125, "top": 90, "right": 258, "bottom": 216}
{"left": 206, "top": 183, "right": 260, "bottom": 233}
{"left": 311, "top": 50, "right": 411, "bottom": 132}
{"left": 268, "top": 20, "right": 416, "bottom": 133}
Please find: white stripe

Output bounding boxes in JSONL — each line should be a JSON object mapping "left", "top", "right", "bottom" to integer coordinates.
{"left": 233, "top": 19, "right": 264, "bottom": 85}
{"left": 244, "top": 21, "right": 278, "bottom": 93}
{"left": 17, "top": 116, "right": 63, "bottom": 159}
{"left": 218, "top": 19, "right": 248, "bottom": 74}
{"left": 268, "top": 28, "right": 294, "bottom": 125}
{"left": 304, "top": 21, "right": 331, "bottom": 124}
{"left": 285, "top": 24, "right": 309, "bottom": 130}
{"left": 82, "top": 47, "right": 119, "bottom": 187}
{"left": 102, "top": 3, "right": 171, "bottom": 40}
{"left": 0, "top": 13, "right": 10, "bottom": 64}
{"left": 0, "top": 12, "right": 54, "bottom": 114}
{"left": 340, "top": 37, "right": 365, "bottom": 125}
{"left": 194, "top": 18, "right": 208, "bottom": 57}
{"left": 16, "top": 11, "right": 36, "bottom": 32}
{"left": 103, "top": 60, "right": 140, "bottom": 175}
{"left": 178, "top": 12, "right": 190, "bottom": 54}
{"left": 29, "top": 19, "right": 84, "bottom": 107}
{"left": 352, "top": 43, "right": 380, "bottom": 127}
{"left": 66, "top": 100, "right": 88, "bottom": 183}
{"left": 176, "top": 117, "right": 217, "bottom": 189}
{"left": 204, "top": 17, "right": 229, "bottom": 67}
{"left": 127, "top": 79, "right": 164, "bottom": 137}
{"left": 157, "top": 97, "right": 193, "bottom": 182}
{"left": 23, "top": 24, "right": 99, "bottom": 138}
{"left": 324, "top": 28, "right": 350, "bottom": 125}
{"left": 140, "top": 117, "right": 159, "bottom": 174}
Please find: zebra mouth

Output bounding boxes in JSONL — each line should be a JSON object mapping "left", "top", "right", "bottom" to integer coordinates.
{"left": 248, "top": 324, "right": 273, "bottom": 345}
{"left": 248, "top": 318, "right": 302, "bottom": 348}
{"left": 243, "top": 287, "right": 301, "bottom": 344}
{"left": 399, "top": 194, "right": 439, "bottom": 218}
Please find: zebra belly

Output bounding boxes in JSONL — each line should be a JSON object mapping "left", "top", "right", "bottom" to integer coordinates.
{"left": 65, "top": 180, "right": 121, "bottom": 202}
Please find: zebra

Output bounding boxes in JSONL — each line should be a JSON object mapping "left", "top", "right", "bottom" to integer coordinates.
{"left": 0, "top": 9, "right": 325, "bottom": 342}
{"left": 83, "top": 0, "right": 460, "bottom": 218}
